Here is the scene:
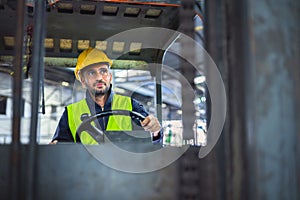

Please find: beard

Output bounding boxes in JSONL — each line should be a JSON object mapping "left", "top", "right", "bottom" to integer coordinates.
{"left": 87, "top": 81, "right": 110, "bottom": 97}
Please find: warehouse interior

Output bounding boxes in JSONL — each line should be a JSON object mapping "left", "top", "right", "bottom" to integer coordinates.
{"left": 0, "top": 0, "right": 299, "bottom": 200}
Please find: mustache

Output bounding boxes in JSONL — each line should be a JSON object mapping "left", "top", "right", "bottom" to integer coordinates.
{"left": 93, "top": 80, "right": 106, "bottom": 86}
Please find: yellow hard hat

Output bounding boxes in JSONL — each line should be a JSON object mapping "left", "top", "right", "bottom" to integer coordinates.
{"left": 74, "top": 47, "right": 113, "bottom": 80}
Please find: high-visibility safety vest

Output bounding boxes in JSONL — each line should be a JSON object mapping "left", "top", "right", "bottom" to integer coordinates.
{"left": 67, "top": 94, "right": 133, "bottom": 144}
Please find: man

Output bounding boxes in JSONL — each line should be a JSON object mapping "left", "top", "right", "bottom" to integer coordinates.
{"left": 51, "top": 47, "right": 162, "bottom": 144}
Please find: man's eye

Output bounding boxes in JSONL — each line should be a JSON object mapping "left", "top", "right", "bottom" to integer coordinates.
{"left": 99, "top": 69, "right": 108, "bottom": 74}
{"left": 88, "top": 71, "right": 96, "bottom": 76}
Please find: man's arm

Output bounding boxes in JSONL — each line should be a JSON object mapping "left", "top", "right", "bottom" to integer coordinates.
{"left": 131, "top": 99, "right": 163, "bottom": 143}
{"left": 50, "top": 108, "right": 77, "bottom": 143}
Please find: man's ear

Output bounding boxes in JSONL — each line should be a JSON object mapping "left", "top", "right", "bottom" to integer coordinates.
{"left": 81, "top": 80, "right": 86, "bottom": 88}
{"left": 79, "top": 74, "right": 87, "bottom": 88}
{"left": 80, "top": 81, "right": 85, "bottom": 88}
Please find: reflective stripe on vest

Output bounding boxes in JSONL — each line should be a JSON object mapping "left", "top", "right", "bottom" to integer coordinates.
{"left": 67, "top": 94, "right": 132, "bottom": 144}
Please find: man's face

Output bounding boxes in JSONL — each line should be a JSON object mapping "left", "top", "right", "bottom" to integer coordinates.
{"left": 80, "top": 63, "right": 112, "bottom": 97}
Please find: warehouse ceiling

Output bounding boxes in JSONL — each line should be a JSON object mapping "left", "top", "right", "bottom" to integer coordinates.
{"left": 0, "top": 0, "right": 182, "bottom": 84}
{"left": 0, "top": 0, "right": 205, "bottom": 105}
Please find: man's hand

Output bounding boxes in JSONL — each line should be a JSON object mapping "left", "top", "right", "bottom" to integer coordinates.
{"left": 49, "top": 140, "right": 58, "bottom": 145}
{"left": 141, "top": 115, "right": 161, "bottom": 136}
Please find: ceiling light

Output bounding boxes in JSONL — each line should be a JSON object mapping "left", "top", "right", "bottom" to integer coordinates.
{"left": 3, "top": 36, "right": 14, "bottom": 49}
{"left": 129, "top": 42, "right": 142, "bottom": 54}
{"left": 145, "top": 9, "right": 162, "bottom": 18}
{"left": 44, "top": 38, "right": 54, "bottom": 49}
{"left": 95, "top": 41, "right": 107, "bottom": 51}
{"left": 103, "top": 6, "right": 118, "bottom": 16}
{"left": 112, "top": 41, "right": 125, "bottom": 53}
{"left": 60, "top": 39, "right": 72, "bottom": 51}
{"left": 124, "top": 7, "right": 140, "bottom": 17}
{"left": 77, "top": 40, "right": 90, "bottom": 50}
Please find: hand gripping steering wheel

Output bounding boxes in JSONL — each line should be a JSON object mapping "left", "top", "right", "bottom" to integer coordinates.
{"left": 76, "top": 110, "right": 146, "bottom": 144}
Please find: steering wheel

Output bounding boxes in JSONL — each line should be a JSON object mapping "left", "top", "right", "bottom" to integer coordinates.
{"left": 76, "top": 110, "right": 146, "bottom": 144}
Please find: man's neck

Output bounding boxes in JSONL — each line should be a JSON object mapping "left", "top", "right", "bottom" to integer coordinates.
{"left": 92, "top": 94, "right": 108, "bottom": 109}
